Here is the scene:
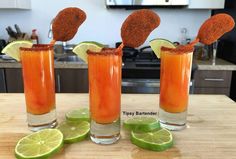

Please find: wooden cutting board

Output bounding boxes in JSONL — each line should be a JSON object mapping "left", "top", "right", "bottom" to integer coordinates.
{"left": 0, "top": 94, "right": 236, "bottom": 159}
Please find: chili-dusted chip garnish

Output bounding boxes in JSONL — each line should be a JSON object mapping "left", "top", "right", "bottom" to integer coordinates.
{"left": 197, "top": 13, "right": 235, "bottom": 45}
{"left": 52, "top": 7, "right": 86, "bottom": 42}
{"left": 162, "top": 13, "right": 235, "bottom": 54}
{"left": 121, "top": 9, "right": 160, "bottom": 48}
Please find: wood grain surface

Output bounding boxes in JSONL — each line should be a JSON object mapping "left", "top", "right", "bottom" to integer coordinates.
{"left": 0, "top": 94, "right": 236, "bottom": 159}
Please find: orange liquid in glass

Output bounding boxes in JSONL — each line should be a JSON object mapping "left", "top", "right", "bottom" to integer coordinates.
{"left": 160, "top": 51, "right": 193, "bottom": 113}
{"left": 21, "top": 46, "right": 55, "bottom": 115}
{"left": 88, "top": 49, "right": 122, "bottom": 124}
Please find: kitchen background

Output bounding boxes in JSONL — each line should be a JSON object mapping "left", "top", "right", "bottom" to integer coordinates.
{"left": 0, "top": 0, "right": 236, "bottom": 102}
{"left": 0, "top": 0, "right": 210, "bottom": 46}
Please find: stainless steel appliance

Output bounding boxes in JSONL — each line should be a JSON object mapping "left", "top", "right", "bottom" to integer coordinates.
{"left": 122, "top": 79, "right": 160, "bottom": 93}
{"left": 106, "top": 0, "right": 189, "bottom": 7}
{"left": 121, "top": 45, "right": 197, "bottom": 93}
{"left": 122, "top": 79, "right": 194, "bottom": 94}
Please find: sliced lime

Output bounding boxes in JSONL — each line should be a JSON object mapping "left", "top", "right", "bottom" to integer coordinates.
{"left": 65, "top": 108, "right": 90, "bottom": 122}
{"left": 15, "top": 129, "right": 63, "bottom": 159}
{"left": 2, "top": 40, "right": 33, "bottom": 61}
{"left": 57, "top": 121, "right": 90, "bottom": 144}
{"left": 73, "top": 41, "right": 104, "bottom": 63}
{"left": 124, "top": 117, "right": 160, "bottom": 132}
{"left": 149, "top": 38, "right": 176, "bottom": 58}
{"left": 82, "top": 41, "right": 104, "bottom": 48}
{"left": 131, "top": 128, "right": 173, "bottom": 151}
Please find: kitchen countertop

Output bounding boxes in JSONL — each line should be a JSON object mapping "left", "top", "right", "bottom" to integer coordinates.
{"left": 0, "top": 53, "right": 88, "bottom": 69}
{"left": 0, "top": 94, "right": 236, "bottom": 158}
{"left": 195, "top": 58, "right": 236, "bottom": 71}
{"left": 0, "top": 55, "right": 235, "bottom": 70}
{"left": 0, "top": 60, "right": 88, "bottom": 69}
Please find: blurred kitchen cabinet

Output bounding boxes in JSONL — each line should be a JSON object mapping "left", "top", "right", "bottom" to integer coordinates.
{"left": 194, "top": 70, "right": 232, "bottom": 96}
{"left": 5, "top": 68, "right": 88, "bottom": 93}
{"left": 188, "top": 0, "right": 225, "bottom": 9}
{"left": 55, "top": 69, "right": 88, "bottom": 93}
{"left": 0, "top": 69, "right": 7, "bottom": 93}
{"left": 5, "top": 68, "right": 24, "bottom": 93}
{"left": 0, "top": 0, "right": 31, "bottom": 9}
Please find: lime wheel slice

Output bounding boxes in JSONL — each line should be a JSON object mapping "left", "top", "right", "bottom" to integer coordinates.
{"left": 2, "top": 40, "right": 33, "bottom": 61}
{"left": 15, "top": 129, "right": 63, "bottom": 159}
{"left": 131, "top": 128, "right": 173, "bottom": 151}
{"left": 57, "top": 121, "right": 90, "bottom": 144}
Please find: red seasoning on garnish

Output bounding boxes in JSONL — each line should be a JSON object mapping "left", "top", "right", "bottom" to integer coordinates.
{"left": 87, "top": 48, "right": 121, "bottom": 55}
{"left": 162, "top": 13, "right": 235, "bottom": 54}
{"left": 162, "top": 44, "right": 194, "bottom": 54}
{"left": 161, "top": 39, "right": 199, "bottom": 54}
{"left": 52, "top": 7, "right": 86, "bottom": 42}
{"left": 197, "top": 13, "right": 235, "bottom": 45}
{"left": 121, "top": 9, "right": 160, "bottom": 48}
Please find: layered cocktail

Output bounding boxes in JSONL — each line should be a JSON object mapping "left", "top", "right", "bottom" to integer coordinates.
{"left": 159, "top": 47, "right": 193, "bottom": 130}
{"left": 88, "top": 48, "right": 122, "bottom": 144}
{"left": 20, "top": 44, "right": 57, "bottom": 131}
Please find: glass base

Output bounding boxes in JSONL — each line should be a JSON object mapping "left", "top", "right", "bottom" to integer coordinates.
{"left": 159, "top": 107, "right": 187, "bottom": 131}
{"left": 27, "top": 108, "right": 57, "bottom": 132}
{"left": 90, "top": 118, "right": 120, "bottom": 145}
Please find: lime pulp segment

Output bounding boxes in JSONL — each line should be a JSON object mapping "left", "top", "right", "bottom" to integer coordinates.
{"left": 57, "top": 121, "right": 90, "bottom": 144}
{"left": 149, "top": 38, "right": 176, "bottom": 58}
{"left": 65, "top": 108, "right": 90, "bottom": 122}
{"left": 72, "top": 41, "right": 104, "bottom": 63}
{"left": 1, "top": 40, "right": 33, "bottom": 61}
{"left": 131, "top": 128, "right": 173, "bottom": 151}
{"left": 124, "top": 117, "right": 160, "bottom": 132}
{"left": 15, "top": 129, "right": 63, "bottom": 159}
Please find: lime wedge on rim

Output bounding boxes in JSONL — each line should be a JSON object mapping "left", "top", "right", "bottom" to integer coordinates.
{"left": 149, "top": 38, "right": 175, "bottom": 58}
{"left": 57, "top": 121, "right": 90, "bottom": 144}
{"left": 73, "top": 41, "right": 104, "bottom": 63}
{"left": 131, "top": 128, "right": 173, "bottom": 151}
{"left": 2, "top": 40, "right": 33, "bottom": 61}
{"left": 65, "top": 108, "right": 90, "bottom": 122}
{"left": 15, "top": 129, "right": 63, "bottom": 159}
{"left": 124, "top": 117, "right": 160, "bottom": 132}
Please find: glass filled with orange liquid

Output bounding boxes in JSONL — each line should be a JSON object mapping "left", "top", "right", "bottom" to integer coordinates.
{"left": 159, "top": 47, "right": 193, "bottom": 131}
{"left": 88, "top": 48, "right": 122, "bottom": 144}
{"left": 20, "top": 44, "right": 57, "bottom": 131}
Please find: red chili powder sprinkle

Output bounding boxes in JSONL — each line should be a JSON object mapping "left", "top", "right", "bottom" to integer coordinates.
{"left": 197, "top": 13, "right": 235, "bottom": 45}
{"left": 87, "top": 48, "right": 122, "bottom": 56}
{"left": 121, "top": 9, "right": 160, "bottom": 48}
{"left": 52, "top": 7, "right": 86, "bottom": 42}
{"left": 161, "top": 39, "right": 199, "bottom": 54}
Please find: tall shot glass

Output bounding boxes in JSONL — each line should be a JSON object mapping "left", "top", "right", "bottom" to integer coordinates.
{"left": 88, "top": 48, "right": 122, "bottom": 144}
{"left": 159, "top": 47, "right": 193, "bottom": 131}
{"left": 20, "top": 44, "right": 57, "bottom": 131}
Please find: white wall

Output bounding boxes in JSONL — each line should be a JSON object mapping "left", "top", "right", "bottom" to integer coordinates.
{"left": 0, "top": 0, "right": 211, "bottom": 47}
